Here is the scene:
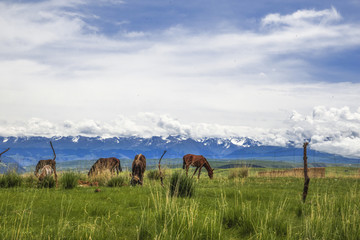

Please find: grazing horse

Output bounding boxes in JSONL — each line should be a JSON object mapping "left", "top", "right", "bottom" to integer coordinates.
{"left": 183, "top": 154, "right": 214, "bottom": 179}
{"left": 131, "top": 154, "right": 146, "bottom": 186}
{"left": 88, "top": 157, "right": 122, "bottom": 177}
{"left": 38, "top": 165, "right": 54, "bottom": 181}
{"left": 34, "top": 142, "right": 58, "bottom": 186}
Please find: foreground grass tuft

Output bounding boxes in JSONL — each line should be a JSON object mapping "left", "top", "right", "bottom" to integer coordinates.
{"left": 169, "top": 172, "right": 195, "bottom": 198}
{"left": 38, "top": 175, "right": 56, "bottom": 188}
{"left": 107, "top": 176, "right": 127, "bottom": 187}
{"left": 88, "top": 171, "right": 113, "bottom": 186}
{"left": 0, "top": 171, "right": 23, "bottom": 188}
{"left": 60, "top": 172, "right": 79, "bottom": 189}
{"left": 23, "top": 174, "right": 38, "bottom": 188}
{"left": 146, "top": 169, "right": 163, "bottom": 180}
{"left": 136, "top": 187, "right": 222, "bottom": 239}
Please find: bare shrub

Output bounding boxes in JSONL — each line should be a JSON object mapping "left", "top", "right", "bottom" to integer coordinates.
{"left": 258, "top": 167, "right": 325, "bottom": 178}
{"left": 228, "top": 168, "right": 249, "bottom": 179}
{"left": 147, "top": 169, "right": 166, "bottom": 180}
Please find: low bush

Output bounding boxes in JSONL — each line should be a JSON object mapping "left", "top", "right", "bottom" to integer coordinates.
{"left": 169, "top": 172, "right": 195, "bottom": 198}
{"left": 88, "top": 171, "right": 120, "bottom": 187}
{"left": 23, "top": 174, "right": 38, "bottom": 188}
{"left": 228, "top": 168, "right": 249, "bottom": 179}
{"left": 38, "top": 175, "right": 56, "bottom": 188}
{"left": 147, "top": 170, "right": 164, "bottom": 180}
{"left": 0, "top": 171, "right": 22, "bottom": 188}
{"left": 60, "top": 172, "right": 79, "bottom": 189}
{"left": 107, "top": 176, "right": 127, "bottom": 187}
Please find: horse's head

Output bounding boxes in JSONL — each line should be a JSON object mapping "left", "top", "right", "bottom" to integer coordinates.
{"left": 208, "top": 168, "right": 214, "bottom": 179}
{"left": 131, "top": 175, "right": 142, "bottom": 186}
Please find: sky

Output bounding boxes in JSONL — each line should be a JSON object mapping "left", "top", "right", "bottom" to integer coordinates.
{"left": 1, "top": 0, "right": 360, "bottom": 157}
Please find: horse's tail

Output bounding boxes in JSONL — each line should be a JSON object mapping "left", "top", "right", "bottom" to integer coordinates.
{"left": 182, "top": 156, "right": 186, "bottom": 169}
{"left": 117, "top": 159, "right": 122, "bottom": 173}
{"left": 119, "top": 162, "right": 123, "bottom": 172}
{"left": 88, "top": 163, "right": 96, "bottom": 177}
{"left": 34, "top": 161, "right": 42, "bottom": 176}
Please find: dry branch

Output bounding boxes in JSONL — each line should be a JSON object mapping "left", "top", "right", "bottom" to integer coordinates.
{"left": 50, "top": 141, "right": 56, "bottom": 161}
{"left": 0, "top": 148, "right": 10, "bottom": 162}
{"left": 49, "top": 141, "right": 58, "bottom": 187}
{"left": 158, "top": 150, "right": 167, "bottom": 187}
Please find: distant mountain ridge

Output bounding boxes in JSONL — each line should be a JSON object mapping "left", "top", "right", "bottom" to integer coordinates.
{"left": 0, "top": 135, "right": 260, "bottom": 166}
{"left": 0, "top": 136, "right": 358, "bottom": 169}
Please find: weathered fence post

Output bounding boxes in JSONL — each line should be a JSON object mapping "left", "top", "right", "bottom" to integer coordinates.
{"left": 302, "top": 142, "right": 310, "bottom": 203}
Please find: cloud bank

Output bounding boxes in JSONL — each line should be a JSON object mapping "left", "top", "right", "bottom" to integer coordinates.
{"left": 1, "top": 107, "right": 360, "bottom": 158}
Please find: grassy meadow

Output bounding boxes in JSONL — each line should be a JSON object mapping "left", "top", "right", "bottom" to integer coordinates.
{"left": 0, "top": 167, "right": 359, "bottom": 240}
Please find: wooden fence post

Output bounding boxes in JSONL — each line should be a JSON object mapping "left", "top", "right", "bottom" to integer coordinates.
{"left": 302, "top": 142, "right": 310, "bottom": 203}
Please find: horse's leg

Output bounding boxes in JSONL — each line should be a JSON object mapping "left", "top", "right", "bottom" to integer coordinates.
{"left": 198, "top": 165, "right": 203, "bottom": 179}
{"left": 53, "top": 166, "right": 58, "bottom": 187}
{"left": 140, "top": 173, "right": 144, "bottom": 185}
{"left": 186, "top": 165, "right": 190, "bottom": 176}
{"left": 192, "top": 167, "right": 199, "bottom": 178}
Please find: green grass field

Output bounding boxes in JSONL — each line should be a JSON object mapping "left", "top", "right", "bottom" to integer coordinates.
{"left": 0, "top": 168, "right": 359, "bottom": 239}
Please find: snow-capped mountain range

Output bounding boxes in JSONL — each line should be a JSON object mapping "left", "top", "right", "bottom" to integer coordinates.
{"left": 0, "top": 135, "right": 259, "bottom": 165}
{"left": 0, "top": 135, "right": 358, "bottom": 168}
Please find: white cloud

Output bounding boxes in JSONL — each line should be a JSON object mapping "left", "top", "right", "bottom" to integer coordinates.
{"left": 0, "top": 113, "right": 252, "bottom": 138}
{"left": 262, "top": 7, "right": 341, "bottom": 27}
{"left": 1, "top": 107, "right": 360, "bottom": 158}
{"left": 275, "top": 106, "right": 360, "bottom": 158}
{"left": 0, "top": 1, "right": 88, "bottom": 53}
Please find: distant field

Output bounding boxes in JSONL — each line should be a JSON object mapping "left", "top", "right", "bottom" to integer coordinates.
{"left": 23, "top": 158, "right": 360, "bottom": 173}
{"left": 0, "top": 168, "right": 359, "bottom": 239}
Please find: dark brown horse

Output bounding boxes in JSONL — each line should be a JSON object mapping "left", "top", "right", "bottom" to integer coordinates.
{"left": 88, "top": 157, "right": 122, "bottom": 177}
{"left": 34, "top": 142, "right": 58, "bottom": 186}
{"left": 183, "top": 154, "right": 214, "bottom": 179}
{"left": 131, "top": 154, "right": 146, "bottom": 185}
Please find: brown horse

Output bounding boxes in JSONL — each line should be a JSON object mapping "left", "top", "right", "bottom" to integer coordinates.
{"left": 88, "top": 157, "right": 122, "bottom": 177}
{"left": 131, "top": 154, "right": 146, "bottom": 185}
{"left": 34, "top": 142, "right": 58, "bottom": 186}
{"left": 183, "top": 154, "right": 214, "bottom": 179}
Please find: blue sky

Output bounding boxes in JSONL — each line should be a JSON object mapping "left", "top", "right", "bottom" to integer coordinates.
{"left": 1, "top": 0, "right": 360, "bottom": 157}
{"left": 76, "top": 1, "right": 360, "bottom": 31}
{"left": 8, "top": 0, "right": 359, "bottom": 84}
